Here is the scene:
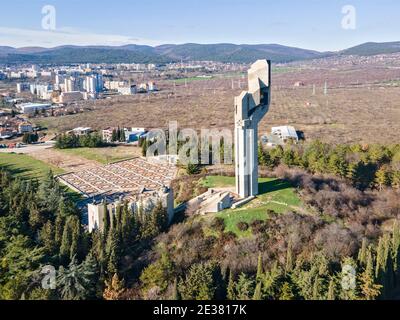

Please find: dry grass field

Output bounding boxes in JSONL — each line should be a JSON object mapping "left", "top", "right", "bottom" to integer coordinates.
{"left": 34, "top": 57, "right": 400, "bottom": 145}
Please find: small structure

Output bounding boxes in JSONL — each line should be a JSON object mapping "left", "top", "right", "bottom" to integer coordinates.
{"left": 68, "top": 127, "right": 93, "bottom": 136}
{"left": 186, "top": 189, "right": 234, "bottom": 215}
{"left": 271, "top": 126, "right": 299, "bottom": 144}
{"left": 18, "top": 122, "right": 33, "bottom": 134}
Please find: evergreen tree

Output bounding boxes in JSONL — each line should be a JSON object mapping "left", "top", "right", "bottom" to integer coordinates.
{"left": 358, "top": 238, "right": 368, "bottom": 266}
{"left": 171, "top": 277, "right": 180, "bottom": 300}
{"left": 253, "top": 282, "right": 262, "bottom": 300}
{"left": 285, "top": 240, "right": 293, "bottom": 273}
{"left": 226, "top": 270, "right": 236, "bottom": 300}
{"left": 256, "top": 253, "right": 263, "bottom": 282}
{"left": 279, "top": 282, "right": 295, "bottom": 300}
{"left": 57, "top": 255, "right": 96, "bottom": 300}
{"left": 235, "top": 273, "right": 255, "bottom": 300}
{"left": 359, "top": 249, "right": 382, "bottom": 300}
{"left": 178, "top": 263, "right": 216, "bottom": 300}
{"left": 327, "top": 278, "right": 336, "bottom": 300}
{"left": 103, "top": 274, "right": 126, "bottom": 300}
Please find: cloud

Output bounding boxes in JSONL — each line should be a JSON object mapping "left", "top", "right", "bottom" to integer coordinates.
{"left": 0, "top": 26, "right": 165, "bottom": 48}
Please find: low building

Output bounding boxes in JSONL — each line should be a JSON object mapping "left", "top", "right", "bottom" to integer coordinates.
{"left": 57, "top": 157, "right": 177, "bottom": 233}
{"left": 271, "top": 126, "right": 299, "bottom": 144}
{"left": 117, "top": 85, "right": 137, "bottom": 95}
{"left": 0, "top": 128, "right": 14, "bottom": 139}
{"left": 59, "top": 91, "right": 84, "bottom": 104}
{"left": 68, "top": 127, "right": 93, "bottom": 136}
{"left": 18, "top": 122, "right": 33, "bottom": 134}
{"left": 124, "top": 127, "right": 147, "bottom": 143}
{"left": 102, "top": 127, "right": 115, "bottom": 143}
{"left": 17, "top": 103, "right": 52, "bottom": 114}
{"left": 88, "top": 187, "right": 174, "bottom": 233}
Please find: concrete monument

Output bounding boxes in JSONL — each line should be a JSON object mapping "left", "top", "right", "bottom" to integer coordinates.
{"left": 235, "top": 60, "right": 271, "bottom": 198}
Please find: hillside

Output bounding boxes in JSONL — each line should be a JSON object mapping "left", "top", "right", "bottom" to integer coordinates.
{"left": 341, "top": 41, "right": 400, "bottom": 56}
{"left": 0, "top": 43, "right": 325, "bottom": 64}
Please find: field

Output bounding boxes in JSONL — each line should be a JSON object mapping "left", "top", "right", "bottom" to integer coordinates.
{"left": 58, "top": 145, "right": 141, "bottom": 164}
{"left": 0, "top": 153, "right": 64, "bottom": 180}
{"left": 34, "top": 55, "right": 400, "bottom": 145}
{"left": 201, "top": 176, "right": 305, "bottom": 237}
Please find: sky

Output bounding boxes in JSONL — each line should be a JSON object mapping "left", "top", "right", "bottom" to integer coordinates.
{"left": 0, "top": 0, "right": 399, "bottom": 51}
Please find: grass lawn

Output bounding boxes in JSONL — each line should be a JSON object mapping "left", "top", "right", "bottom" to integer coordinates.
{"left": 200, "top": 175, "right": 304, "bottom": 237}
{"left": 59, "top": 146, "right": 138, "bottom": 164}
{"left": 0, "top": 153, "right": 64, "bottom": 180}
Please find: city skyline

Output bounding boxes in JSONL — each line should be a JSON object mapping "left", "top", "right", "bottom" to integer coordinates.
{"left": 1, "top": 0, "right": 400, "bottom": 51}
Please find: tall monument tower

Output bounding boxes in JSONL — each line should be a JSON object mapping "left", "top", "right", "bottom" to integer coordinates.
{"left": 235, "top": 60, "right": 271, "bottom": 198}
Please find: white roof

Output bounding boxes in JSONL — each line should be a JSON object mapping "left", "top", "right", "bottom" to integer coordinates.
{"left": 271, "top": 126, "right": 298, "bottom": 139}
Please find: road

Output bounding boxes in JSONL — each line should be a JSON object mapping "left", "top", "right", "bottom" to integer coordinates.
{"left": 0, "top": 141, "right": 56, "bottom": 154}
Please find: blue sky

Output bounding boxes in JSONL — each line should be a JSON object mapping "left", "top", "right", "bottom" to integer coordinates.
{"left": 1, "top": 0, "right": 399, "bottom": 51}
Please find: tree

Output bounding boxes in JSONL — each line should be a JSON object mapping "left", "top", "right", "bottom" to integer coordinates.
{"left": 256, "top": 253, "right": 263, "bottom": 282}
{"left": 358, "top": 238, "right": 368, "bottom": 266}
{"left": 375, "top": 166, "right": 390, "bottom": 191}
{"left": 103, "top": 274, "right": 126, "bottom": 300}
{"left": 57, "top": 255, "right": 96, "bottom": 300}
{"left": 235, "top": 273, "right": 255, "bottom": 300}
{"left": 179, "top": 263, "right": 216, "bottom": 300}
{"left": 327, "top": 278, "right": 336, "bottom": 300}
{"left": 285, "top": 240, "right": 294, "bottom": 273}
{"left": 106, "top": 230, "right": 121, "bottom": 275}
{"left": 279, "top": 282, "right": 295, "bottom": 300}
{"left": 359, "top": 248, "right": 382, "bottom": 300}
{"left": 140, "top": 253, "right": 175, "bottom": 296}
{"left": 186, "top": 162, "right": 201, "bottom": 175}
{"left": 253, "top": 282, "right": 262, "bottom": 300}
{"left": 170, "top": 277, "right": 180, "bottom": 300}
{"left": 226, "top": 270, "right": 236, "bottom": 300}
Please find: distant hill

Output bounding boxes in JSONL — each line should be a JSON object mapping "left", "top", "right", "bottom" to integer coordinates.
{"left": 0, "top": 43, "right": 326, "bottom": 65}
{"left": 341, "top": 41, "right": 400, "bottom": 56}
{"left": 0, "top": 41, "right": 399, "bottom": 65}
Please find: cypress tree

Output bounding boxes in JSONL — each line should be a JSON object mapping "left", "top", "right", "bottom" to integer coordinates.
{"left": 171, "top": 277, "right": 180, "bottom": 300}
{"left": 358, "top": 238, "right": 368, "bottom": 266}
{"left": 253, "top": 282, "right": 262, "bottom": 300}
{"left": 327, "top": 278, "right": 336, "bottom": 300}
{"left": 256, "top": 253, "right": 263, "bottom": 282}
{"left": 226, "top": 270, "right": 236, "bottom": 300}
{"left": 103, "top": 202, "right": 110, "bottom": 235}
{"left": 285, "top": 240, "right": 294, "bottom": 273}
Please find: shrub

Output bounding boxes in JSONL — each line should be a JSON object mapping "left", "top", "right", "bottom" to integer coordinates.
{"left": 211, "top": 217, "right": 225, "bottom": 233}
{"left": 237, "top": 222, "right": 249, "bottom": 232}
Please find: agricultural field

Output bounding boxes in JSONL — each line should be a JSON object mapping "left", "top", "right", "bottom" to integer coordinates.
{"left": 33, "top": 57, "right": 400, "bottom": 145}
{"left": 0, "top": 153, "right": 64, "bottom": 180}
{"left": 200, "top": 175, "right": 306, "bottom": 237}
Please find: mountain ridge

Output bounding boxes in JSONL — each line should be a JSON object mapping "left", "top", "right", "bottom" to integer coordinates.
{"left": 0, "top": 41, "right": 398, "bottom": 64}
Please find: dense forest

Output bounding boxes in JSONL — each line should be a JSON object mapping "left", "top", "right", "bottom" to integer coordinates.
{"left": 1, "top": 141, "right": 400, "bottom": 300}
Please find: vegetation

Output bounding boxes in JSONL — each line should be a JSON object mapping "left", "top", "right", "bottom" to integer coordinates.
{"left": 0, "top": 168, "right": 169, "bottom": 300}
{"left": 22, "top": 133, "right": 39, "bottom": 144}
{"left": 0, "top": 153, "right": 63, "bottom": 180}
{"left": 55, "top": 133, "right": 106, "bottom": 149}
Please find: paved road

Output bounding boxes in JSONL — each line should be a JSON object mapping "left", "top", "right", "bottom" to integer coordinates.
{"left": 0, "top": 141, "right": 56, "bottom": 154}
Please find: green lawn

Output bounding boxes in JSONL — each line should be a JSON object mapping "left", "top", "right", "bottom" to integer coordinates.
{"left": 59, "top": 147, "right": 135, "bottom": 164}
{"left": 0, "top": 153, "right": 64, "bottom": 180}
{"left": 200, "top": 175, "right": 304, "bottom": 237}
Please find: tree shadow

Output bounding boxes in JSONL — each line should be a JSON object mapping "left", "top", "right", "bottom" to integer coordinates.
{"left": 258, "top": 179, "right": 292, "bottom": 195}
